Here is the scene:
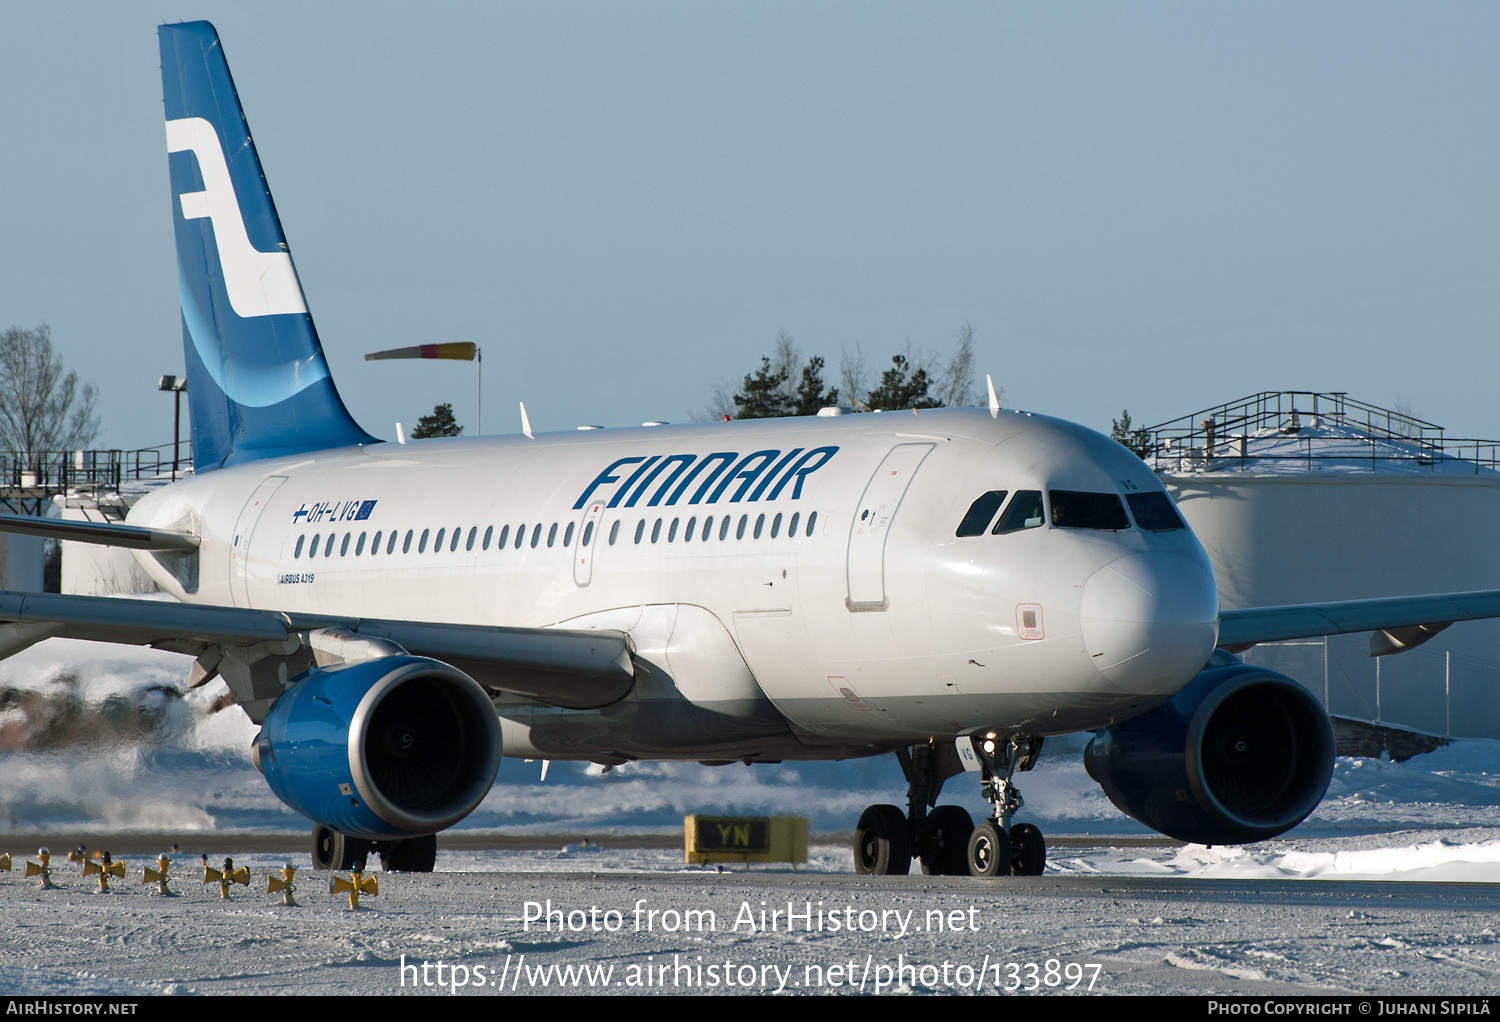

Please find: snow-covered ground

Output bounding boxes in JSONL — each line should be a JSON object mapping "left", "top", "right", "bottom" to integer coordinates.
{"left": 5, "top": 638, "right": 1500, "bottom": 994}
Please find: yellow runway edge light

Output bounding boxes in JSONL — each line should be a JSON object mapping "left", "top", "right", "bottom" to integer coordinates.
{"left": 267, "top": 863, "right": 298, "bottom": 906}
{"left": 329, "top": 869, "right": 378, "bottom": 909}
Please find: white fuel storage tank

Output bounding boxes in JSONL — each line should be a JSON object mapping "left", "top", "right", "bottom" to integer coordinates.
{"left": 1143, "top": 392, "right": 1500, "bottom": 740}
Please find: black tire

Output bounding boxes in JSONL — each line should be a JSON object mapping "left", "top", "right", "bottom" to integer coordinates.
{"left": 967, "top": 821, "right": 1012, "bottom": 877}
{"left": 853, "top": 804, "right": 911, "bottom": 875}
{"left": 312, "top": 825, "right": 370, "bottom": 871}
{"left": 919, "top": 805, "right": 975, "bottom": 876}
{"left": 1010, "top": 822, "right": 1046, "bottom": 876}
{"left": 382, "top": 834, "right": 438, "bottom": 872}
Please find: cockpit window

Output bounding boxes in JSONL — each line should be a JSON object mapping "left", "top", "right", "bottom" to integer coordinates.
{"left": 955, "top": 490, "right": 1007, "bottom": 537}
{"left": 992, "top": 490, "right": 1045, "bottom": 534}
{"left": 1126, "top": 491, "right": 1186, "bottom": 531}
{"left": 1049, "top": 490, "right": 1130, "bottom": 531}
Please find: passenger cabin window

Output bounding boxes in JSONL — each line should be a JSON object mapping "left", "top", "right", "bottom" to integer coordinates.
{"left": 1049, "top": 490, "right": 1130, "bottom": 531}
{"left": 806, "top": 511, "right": 817, "bottom": 536}
{"left": 992, "top": 491, "right": 1045, "bottom": 534}
{"left": 294, "top": 535, "right": 305, "bottom": 558}
{"left": 1126, "top": 491, "right": 1186, "bottom": 532}
{"left": 609, "top": 520, "right": 620, "bottom": 544}
{"left": 956, "top": 490, "right": 1008, "bottom": 537}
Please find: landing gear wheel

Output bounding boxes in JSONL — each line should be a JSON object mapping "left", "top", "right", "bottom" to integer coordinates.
{"left": 854, "top": 804, "right": 911, "bottom": 875}
{"left": 382, "top": 834, "right": 438, "bottom": 872}
{"left": 967, "top": 821, "right": 1012, "bottom": 877}
{"left": 1010, "top": 822, "right": 1046, "bottom": 876}
{"left": 919, "top": 805, "right": 974, "bottom": 876}
{"left": 312, "top": 825, "right": 370, "bottom": 871}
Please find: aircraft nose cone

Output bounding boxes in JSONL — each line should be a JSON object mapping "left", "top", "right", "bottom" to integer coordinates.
{"left": 1080, "top": 552, "right": 1219, "bottom": 695}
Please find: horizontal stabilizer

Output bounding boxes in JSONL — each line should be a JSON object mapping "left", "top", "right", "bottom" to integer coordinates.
{"left": 0, "top": 514, "right": 199, "bottom": 552}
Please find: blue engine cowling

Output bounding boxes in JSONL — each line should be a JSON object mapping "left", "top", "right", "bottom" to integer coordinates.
{"left": 1083, "top": 655, "right": 1335, "bottom": 844}
{"left": 251, "top": 655, "right": 502, "bottom": 839}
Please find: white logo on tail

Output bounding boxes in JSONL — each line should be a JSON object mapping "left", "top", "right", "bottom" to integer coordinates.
{"left": 165, "top": 117, "right": 308, "bottom": 319}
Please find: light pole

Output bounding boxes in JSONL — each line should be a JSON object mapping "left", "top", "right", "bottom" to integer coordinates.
{"left": 158, "top": 375, "right": 187, "bottom": 480}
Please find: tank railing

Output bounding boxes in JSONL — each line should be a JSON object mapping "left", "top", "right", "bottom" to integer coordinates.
{"left": 0, "top": 445, "right": 193, "bottom": 495}
{"left": 1137, "top": 391, "right": 1499, "bottom": 474}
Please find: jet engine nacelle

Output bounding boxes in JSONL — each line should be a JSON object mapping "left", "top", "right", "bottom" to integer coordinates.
{"left": 252, "top": 655, "right": 502, "bottom": 840}
{"left": 1083, "top": 656, "right": 1334, "bottom": 845}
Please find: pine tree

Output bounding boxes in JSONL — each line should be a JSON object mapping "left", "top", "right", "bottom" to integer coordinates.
{"left": 1110, "top": 409, "right": 1151, "bottom": 458}
{"left": 732, "top": 357, "right": 794, "bottom": 418}
{"left": 865, "top": 354, "right": 940, "bottom": 411}
{"left": 411, "top": 403, "right": 463, "bottom": 438}
{"left": 792, "top": 356, "right": 838, "bottom": 415}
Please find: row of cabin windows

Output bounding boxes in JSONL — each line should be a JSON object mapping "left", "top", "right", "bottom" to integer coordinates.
{"left": 291, "top": 510, "right": 820, "bottom": 560}
{"left": 953, "top": 489, "right": 1185, "bottom": 538}
{"left": 631, "top": 510, "right": 817, "bottom": 544}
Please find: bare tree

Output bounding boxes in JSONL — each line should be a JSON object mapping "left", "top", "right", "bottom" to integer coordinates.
{"left": 934, "top": 322, "right": 978, "bottom": 407}
{"left": 0, "top": 326, "right": 100, "bottom": 456}
{"left": 839, "top": 342, "right": 871, "bottom": 410}
{"left": 771, "top": 329, "right": 801, "bottom": 410}
{"left": 691, "top": 379, "right": 739, "bottom": 422}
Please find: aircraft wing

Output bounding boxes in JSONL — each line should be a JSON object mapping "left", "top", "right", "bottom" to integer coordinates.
{"left": 1218, "top": 590, "right": 1500, "bottom": 655}
{"left": 0, "top": 590, "right": 634, "bottom": 717}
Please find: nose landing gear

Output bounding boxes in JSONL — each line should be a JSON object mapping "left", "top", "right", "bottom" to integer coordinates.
{"left": 968, "top": 733, "right": 1046, "bottom": 877}
{"left": 851, "top": 733, "right": 1049, "bottom": 877}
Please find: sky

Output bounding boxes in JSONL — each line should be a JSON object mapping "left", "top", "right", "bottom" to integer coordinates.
{"left": 2, "top": 2, "right": 1498, "bottom": 451}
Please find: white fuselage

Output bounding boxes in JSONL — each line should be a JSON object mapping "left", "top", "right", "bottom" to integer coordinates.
{"left": 127, "top": 408, "right": 1220, "bottom": 763}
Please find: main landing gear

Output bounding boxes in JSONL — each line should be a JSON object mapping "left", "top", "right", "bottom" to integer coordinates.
{"left": 312, "top": 825, "right": 438, "bottom": 872}
{"left": 853, "top": 733, "right": 1046, "bottom": 878}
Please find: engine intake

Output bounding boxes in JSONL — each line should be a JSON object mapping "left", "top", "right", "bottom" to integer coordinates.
{"left": 253, "top": 655, "right": 502, "bottom": 839}
{"left": 1083, "top": 657, "right": 1334, "bottom": 844}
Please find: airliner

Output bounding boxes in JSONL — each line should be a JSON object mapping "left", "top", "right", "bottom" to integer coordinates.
{"left": 1, "top": 21, "right": 1497, "bottom": 877}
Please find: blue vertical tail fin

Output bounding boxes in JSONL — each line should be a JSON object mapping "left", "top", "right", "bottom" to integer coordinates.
{"left": 159, "top": 21, "right": 376, "bottom": 471}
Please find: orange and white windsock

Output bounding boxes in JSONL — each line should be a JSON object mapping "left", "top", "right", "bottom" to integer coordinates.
{"left": 364, "top": 343, "right": 477, "bottom": 362}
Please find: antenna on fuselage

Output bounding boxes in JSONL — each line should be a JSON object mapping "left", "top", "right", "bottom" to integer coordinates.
{"left": 395, "top": 422, "right": 406, "bottom": 444}
{"left": 520, "top": 402, "right": 534, "bottom": 439}
{"left": 986, "top": 374, "right": 1000, "bottom": 416}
